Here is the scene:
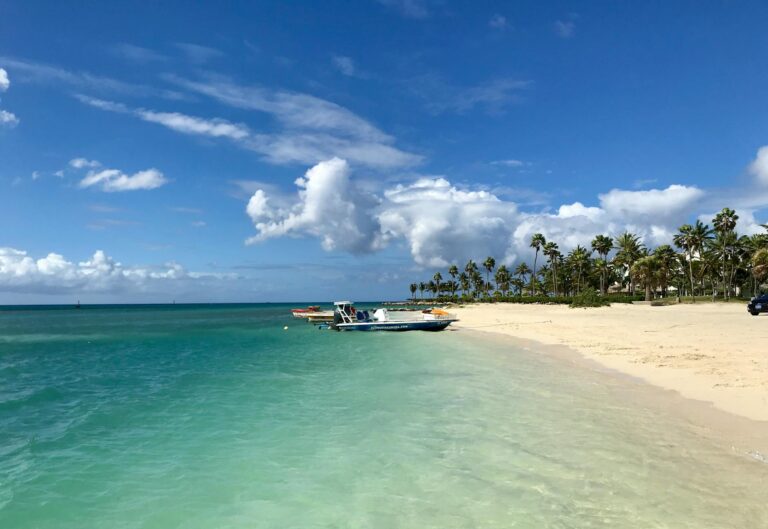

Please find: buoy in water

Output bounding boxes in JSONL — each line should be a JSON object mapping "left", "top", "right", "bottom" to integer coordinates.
{"left": 283, "top": 326, "right": 289, "bottom": 330}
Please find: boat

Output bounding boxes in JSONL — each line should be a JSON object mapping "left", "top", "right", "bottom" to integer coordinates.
{"left": 306, "top": 311, "right": 335, "bottom": 323}
{"left": 330, "top": 301, "right": 457, "bottom": 331}
{"left": 291, "top": 306, "right": 321, "bottom": 318}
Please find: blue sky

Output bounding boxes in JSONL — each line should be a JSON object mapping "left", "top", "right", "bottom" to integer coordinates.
{"left": 2, "top": 0, "right": 768, "bottom": 303}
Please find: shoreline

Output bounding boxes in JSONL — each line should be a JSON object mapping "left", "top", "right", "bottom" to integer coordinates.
{"left": 451, "top": 303, "right": 768, "bottom": 423}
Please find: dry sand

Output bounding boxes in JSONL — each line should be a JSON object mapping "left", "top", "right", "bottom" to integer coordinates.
{"left": 452, "top": 302, "right": 768, "bottom": 422}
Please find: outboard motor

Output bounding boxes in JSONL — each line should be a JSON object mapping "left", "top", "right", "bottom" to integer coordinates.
{"left": 332, "top": 310, "right": 342, "bottom": 330}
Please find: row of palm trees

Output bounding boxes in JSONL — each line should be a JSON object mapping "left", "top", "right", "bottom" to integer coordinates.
{"left": 409, "top": 207, "right": 768, "bottom": 302}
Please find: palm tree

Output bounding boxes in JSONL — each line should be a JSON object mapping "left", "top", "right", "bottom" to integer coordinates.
{"left": 691, "top": 220, "right": 714, "bottom": 297}
{"left": 591, "top": 234, "right": 613, "bottom": 294}
{"left": 409, "top": 283, "right": 417, "bottom": 300}
{"left": 483, "top": 257, "right": 496, "bottom": 298}
{"left": 458, "top": 272, "right": 470, "bottom": 299}
{"left": 543, "top": 241, "right": 560, "bottom": 296}
{"left": 433, "top": 272, "right": 443, "bottom": 299}
{"left": 745, "top": 235, "right": 768, "bottom": 296}
{"left": 713, "top": 207, "right": 739, "bottom": 299}
{"left": 427, "top": 280, "right": 437, "bottom": 299}
{"left": 529, "top": 233, "right": 546, "bottom": 296}
{"left": 418, "top": 282, "right": 426, "bottom": 300}
{"left": 445, "top": 280, "right": 459, "bottom": 300}
{"left": 511, "top": 277, "right": 524, "bottom": 295}
{"left": 448, "top": 264, "right": 459, "bottom": 283}
{"left": 593, "top": 258, "right": 611, "bottom": 294}
{"left": 514, "top": 262, "right": 531, "bottom": 290}
{"left": 674, "top": 224, "right": 697, "bottom": 300}
{"left": 653, "top": 244, "right": 677, "bottom": 297}
{"left": 471, "top": 270, "right": 484, "bottom": 299}
{"left": 614, "top": 232, "right": 644, "bottom": 294}
{"left": 465, "top": 260, "right": 479, "bottom": 298}
{"left": 632, "top": 255, "right": 659, "bottom": 301}
{"left": 708, "top": 230, "right": 738, "bottom": 299}
{"left": 494, "top": 265, "right": 511, "bottom": 297}
{"left": 567, "top": 245, "right": 590, "bottom": 293}
{"left": 752, "top": 248, "right": 768, "bottom": 288}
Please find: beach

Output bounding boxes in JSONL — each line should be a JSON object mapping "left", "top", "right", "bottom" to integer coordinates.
{"left": 453, "top": 302, "right": 768, "bottom": 422}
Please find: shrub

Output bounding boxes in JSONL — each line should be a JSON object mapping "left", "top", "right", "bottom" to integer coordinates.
{"left": 570, "top": 290, "right": 611, "bottom": 308}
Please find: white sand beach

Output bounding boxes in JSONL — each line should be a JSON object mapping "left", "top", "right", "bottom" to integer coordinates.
{"left": 453, "top": 303, "right": 768, "bottom": 421}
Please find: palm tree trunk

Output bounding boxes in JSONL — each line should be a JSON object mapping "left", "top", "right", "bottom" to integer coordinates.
{"left": 531, "top": 251, "right": 538, "bottom": 296}
{"left": 721, "top": 255, "right": 726, "bottom": 300}
{"left": 601, "top": 251, "right": 607, "bottom": 295}
{"left": 688, "top": 253, "right": 695, "bottom": 303}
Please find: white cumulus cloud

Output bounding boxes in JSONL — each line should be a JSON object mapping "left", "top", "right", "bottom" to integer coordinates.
{"left": 246, "top": 158, "right": 383, "bottom": 253}
{"left": 0, "top": 247, "right": 234, "bottom": 296}
{"left": 243, "top": 159, "right": 722, "bottom": 267}
{"left": 0, "top": 109, "right": 19, "bottom": 127}
{"left": 0, "top": 67, "right": 9, "bottom": 91}
{"left": 749, "top": 145, "right": 768, "bottom": 186}
{"left": 380, "top": 178, "right": 519, "bottom": 266}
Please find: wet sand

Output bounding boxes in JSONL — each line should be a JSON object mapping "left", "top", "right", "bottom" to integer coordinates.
{"left": 452, "top": 302, "right": 768, "bottom": 422}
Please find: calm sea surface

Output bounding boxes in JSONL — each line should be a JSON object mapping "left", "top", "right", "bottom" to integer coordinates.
{"left": 1, "top": 304, "right": 766, "bottom": 528}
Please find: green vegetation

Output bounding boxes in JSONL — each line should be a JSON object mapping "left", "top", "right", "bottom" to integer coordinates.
{"left": 409, "top": 208, "right": 768, "bottom": 304}
{"left": 570, "top": 290, "right": 611, "bottom": 308}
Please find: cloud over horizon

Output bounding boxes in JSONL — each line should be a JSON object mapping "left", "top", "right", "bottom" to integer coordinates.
{"left": 0, "top": 247, "right": 234, "bottom": 296}
{"left": 243, "top": 156, "right": 766, "bottom": 268}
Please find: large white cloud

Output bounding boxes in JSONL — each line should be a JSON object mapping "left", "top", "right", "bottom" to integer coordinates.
{"left": 598, "top": 185, "right": 704, "bottom": 224}
{"left": 243, "top": 159, "right": 733, "bottom": 267}
{"left": 246, "top": 157, "right": 383, "bottom": 253}
{"left": 379, "top": 178, "right": 518, "bottom": 266}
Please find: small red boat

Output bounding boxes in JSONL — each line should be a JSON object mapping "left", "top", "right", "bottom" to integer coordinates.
{"left": 291, "top": 306, "right": 321, "bottom": 318}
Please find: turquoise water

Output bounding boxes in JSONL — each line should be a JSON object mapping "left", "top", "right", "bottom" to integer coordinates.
{"left": 1, "top": 304, "right": 766, "bottom": 528}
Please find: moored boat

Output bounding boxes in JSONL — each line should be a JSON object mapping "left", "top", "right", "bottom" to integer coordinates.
{"left": 291, "top": 306, "right": 321, "bottom": 318}
{"left": 306, "top": 311, "right": 335, "bottom": 323}
{"left": 331, "top": 301, "right": 457, "bottom": 331}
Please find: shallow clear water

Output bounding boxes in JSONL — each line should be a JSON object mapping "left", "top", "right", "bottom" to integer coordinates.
{"left": 1, "top": 304, "right": 766, "bottom": 528}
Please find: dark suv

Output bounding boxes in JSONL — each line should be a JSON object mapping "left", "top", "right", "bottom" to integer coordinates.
{"left": 747, "top": 294, "right": 768, "bottom": 316}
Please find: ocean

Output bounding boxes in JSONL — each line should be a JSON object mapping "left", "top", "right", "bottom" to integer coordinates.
{"left": 1, "top": 304, "right": 766, "bottom": 528}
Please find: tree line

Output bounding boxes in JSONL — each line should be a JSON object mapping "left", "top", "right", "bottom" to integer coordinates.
{"left": 409, "top": 207, "right": 768, "bottom": 302}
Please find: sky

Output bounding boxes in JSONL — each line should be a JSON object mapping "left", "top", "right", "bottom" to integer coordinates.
{"left": 2, "top": 0, "right": 768, "bottom": 303}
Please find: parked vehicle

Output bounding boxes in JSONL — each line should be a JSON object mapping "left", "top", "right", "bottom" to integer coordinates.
{"left": 747, "top": 295, "right": 768, "bottom": 316}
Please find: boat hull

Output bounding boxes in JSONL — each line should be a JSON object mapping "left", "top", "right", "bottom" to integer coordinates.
{"left": 335, "top": 320, "right": 454, "bottom": 332}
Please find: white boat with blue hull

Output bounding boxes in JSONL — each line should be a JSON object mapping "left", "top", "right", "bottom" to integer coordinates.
{"left": 331, "top": 301, "right": 457, "bottom": 332}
